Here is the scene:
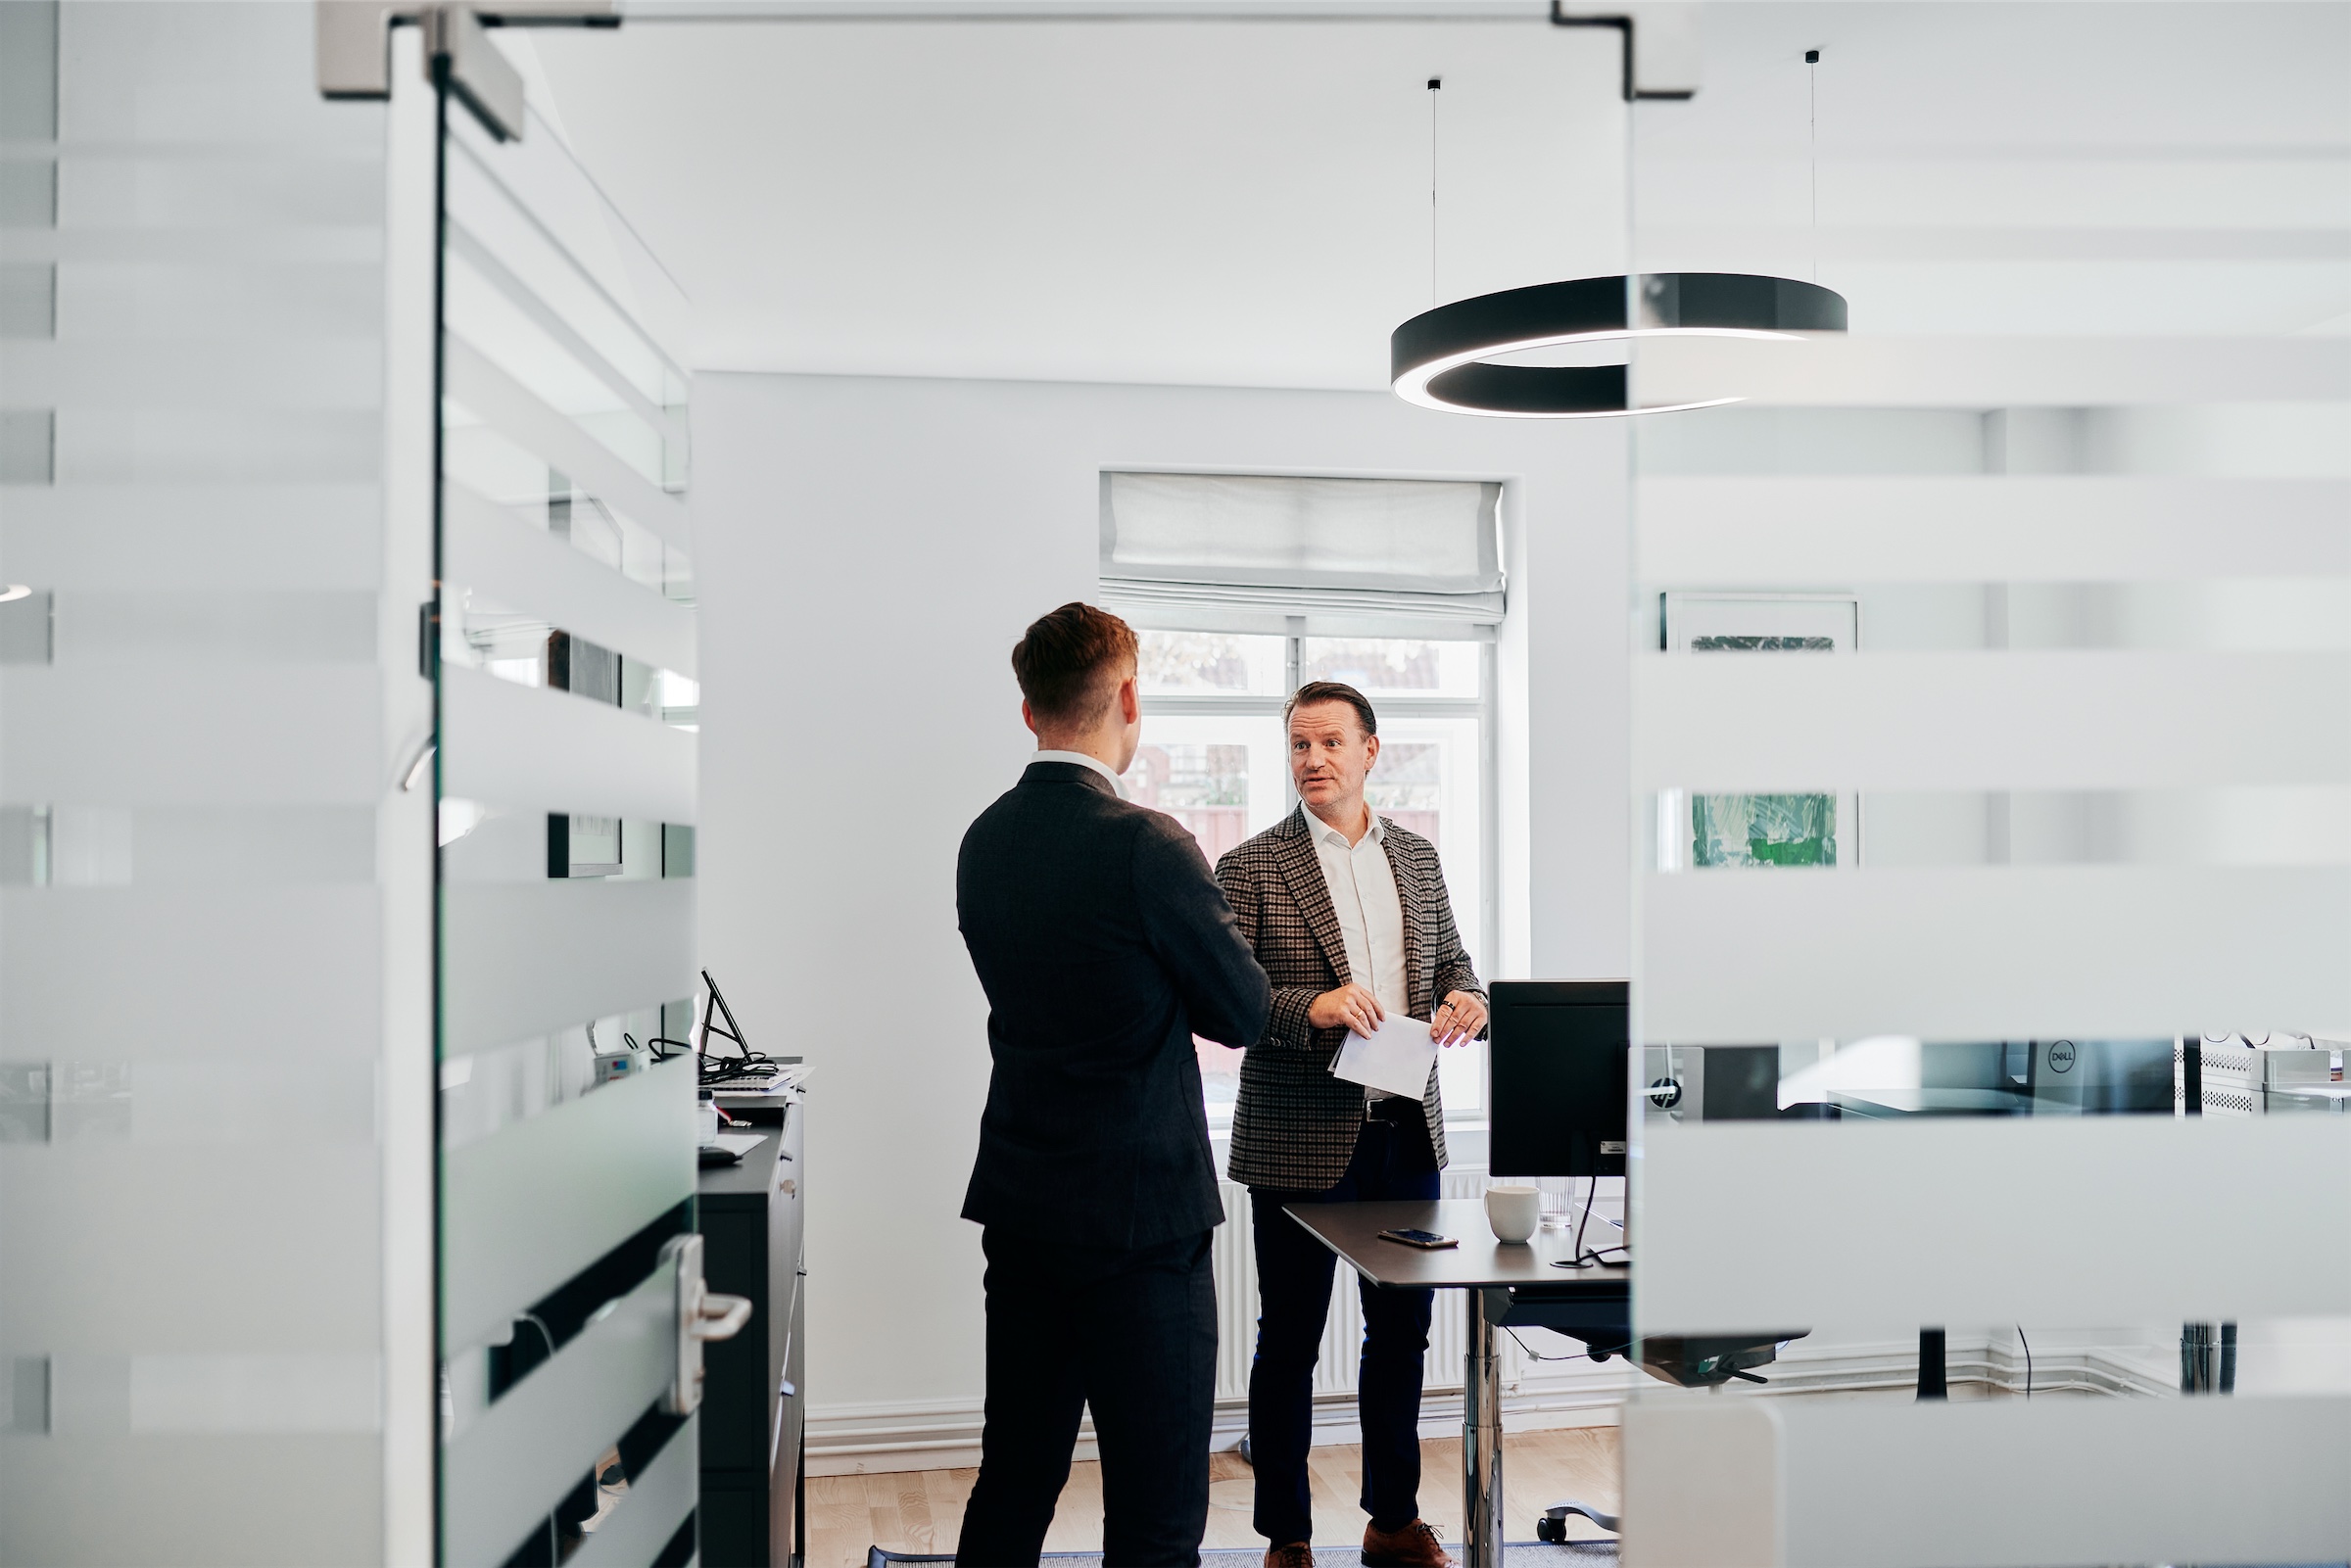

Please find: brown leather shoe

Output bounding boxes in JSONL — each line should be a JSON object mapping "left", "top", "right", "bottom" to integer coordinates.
{"left": 1362, "top": 1518, "right": 1454, "bottom": 1568}
{"left": 1265, "top": 1543, "right": 1316, "bottom": 1568}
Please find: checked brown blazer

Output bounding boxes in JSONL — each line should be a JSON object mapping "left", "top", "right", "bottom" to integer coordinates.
{"left": 1215, "top": 804, "right": 1486, "bottom": 1192}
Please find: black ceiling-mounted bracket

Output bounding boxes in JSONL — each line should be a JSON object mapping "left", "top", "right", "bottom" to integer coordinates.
{"left": 316, "top": 0, "right": 616, "bottom": 126}
{"left": 1551, "top": 2, "right": 1701, "bottom": 103}
{"left": 427, "top": 6, "right": 529, "bottom": 140}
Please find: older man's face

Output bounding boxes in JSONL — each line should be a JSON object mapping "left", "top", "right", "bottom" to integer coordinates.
{"left": 1288, "top": 700, "right": 1379, "bottom": 822}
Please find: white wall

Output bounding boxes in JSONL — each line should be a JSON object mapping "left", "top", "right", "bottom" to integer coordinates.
{"left": 693, "top": 372, "right": 1629, "bottom": 1425}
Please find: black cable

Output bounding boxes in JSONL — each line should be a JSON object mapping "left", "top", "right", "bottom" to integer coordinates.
{"left": 1427, "top": 76, "right": 1440, "bottom": 309}
{"left": 2017, "top": 1324, "right": 2033, "bottom": 1400}
{"left": 1503, "top": 1326, "right": 1596, "bottom": 1364}
{"left": 1805, "top": 47, "right": 1821, "bottom": 284}
{"left": 699, "top": 1052, "right": 779, "bottom": 1087}
{"left": 1551, "top": 1247, "right": 1627, "bottom": 1270}
{"left": 694, "top": 968, "right": 781, "bottom": 1085}
{"left": 1552, "top": 1174, "right": 1626, "bottom": 1269}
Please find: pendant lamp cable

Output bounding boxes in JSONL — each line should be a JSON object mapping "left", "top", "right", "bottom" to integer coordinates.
{"left": 1427, "top": 76, "right": 1442, "bottom": 308}
{"left": 1805, "top": 48, "right": 1820, "bottom": 283}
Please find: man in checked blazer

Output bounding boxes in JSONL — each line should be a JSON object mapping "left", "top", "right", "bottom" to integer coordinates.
{"left": 1216, "top": 681, "right": 1488, "bottom": 1568}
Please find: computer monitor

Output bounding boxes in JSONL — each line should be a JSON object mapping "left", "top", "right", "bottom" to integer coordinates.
{"left": 691, "top": 970, "right": 750, "bottom": 1061}
{"left": 1487, "top": 979, "right": 1629, "bottom": 1179}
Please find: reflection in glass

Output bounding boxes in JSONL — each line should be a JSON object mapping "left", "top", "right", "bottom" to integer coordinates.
{"left": 442, "top": 594, "right": 693, "bottom": 730}
{"left": 439, "top": 1001, "right": 688, "bottom": 1153}
{"left": 447, "top": 143, "right": 685, "bottom": 413}
{"left": 1642, "top": 1038, "right": 2185, "bottom": 1123}
{"left": 1692, "top": 792, "right": 1836, "bottom": 868}
{"left": 2195, "top": 1033, "right": 2349, "bottom": 1117}
{"left": 443, "top": 400, "right": 693, "bottom": 600}
{"left": 1690, "top": 635, "right": 1833, "bottom": 652}
{"left": 440, "top": 192, "right": 678, "bottom": 490}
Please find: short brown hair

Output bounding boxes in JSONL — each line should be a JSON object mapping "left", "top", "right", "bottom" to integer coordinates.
{"left": 1284, "top": 680, "right": 1377, "bottom": 737}
{"left": 1011, "top": 602, "right": 1138, "bottom": 727}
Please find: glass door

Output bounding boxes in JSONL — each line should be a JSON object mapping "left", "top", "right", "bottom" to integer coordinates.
{"left": 418, "top": 24, "right": 706, "bottom": 1567}
{"left": 1619, "top": 6, "right": 2351, "bottom": 1563}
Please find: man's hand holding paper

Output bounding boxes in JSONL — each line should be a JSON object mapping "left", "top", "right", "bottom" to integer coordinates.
{"left": 1331, "top": 1013, "right": 1444, "bottom": 1099}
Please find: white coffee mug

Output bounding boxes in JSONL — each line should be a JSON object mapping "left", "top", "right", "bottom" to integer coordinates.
{"left": 1485, "top": 1183, "right": 1540, "bottom": 1245}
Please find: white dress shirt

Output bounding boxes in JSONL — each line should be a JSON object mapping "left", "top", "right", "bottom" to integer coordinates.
{"left": 1032, "top": 748, "right": 1125, "bottom": 793}
{"left": 1305, "top": 806, "right": 1411, "bottom": 1101}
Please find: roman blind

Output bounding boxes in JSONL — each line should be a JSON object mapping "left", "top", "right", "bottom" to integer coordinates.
{"left": 1099, "top": 471, "right": 1505, "bottom": 627}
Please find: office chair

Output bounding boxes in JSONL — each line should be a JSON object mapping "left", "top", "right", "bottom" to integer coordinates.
{"left": 1497, "top": 1286, "right": 1805, "bottom": 1541}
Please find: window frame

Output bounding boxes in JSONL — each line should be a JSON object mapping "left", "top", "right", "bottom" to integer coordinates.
{"left": 1128, "top": 617, "right": 1501, "bottom": 1130}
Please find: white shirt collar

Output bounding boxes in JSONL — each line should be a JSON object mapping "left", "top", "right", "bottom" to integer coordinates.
{"left": 1302, "top": 804, "right": 1382, "bottom": 848}
{"left": 1032, "top": 748, "right": 1125, "bottom": 794}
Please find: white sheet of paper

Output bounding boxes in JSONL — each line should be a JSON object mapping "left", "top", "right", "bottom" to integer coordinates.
{"left": 709, "top": 1132, "right": 767, "bottom": 1156}
{"left": 1330, "top": 1016, "right": 1439, "bottom": 1100}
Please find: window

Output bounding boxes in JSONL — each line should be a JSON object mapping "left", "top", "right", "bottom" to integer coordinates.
{"left": 1101, "top": 470, "right": 1506, "bottom": 1129}
{"left": 1121, "top": 627, "right": 1498, "bottom": 1128}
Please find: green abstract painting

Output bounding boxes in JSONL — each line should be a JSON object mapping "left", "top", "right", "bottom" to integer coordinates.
{"left": 1693, "top": 792, "right": 1837, "bottom": 868}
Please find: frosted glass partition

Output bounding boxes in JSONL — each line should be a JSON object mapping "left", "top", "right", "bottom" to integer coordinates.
{"left": 0, "top": 6, "right": 428, "bottom": 1563}
{"left": 428, "top": 43, "right": 701, "bottom": 1568}
{"left": 1620, "top": 5, "right": 2351, "bottom": 1563}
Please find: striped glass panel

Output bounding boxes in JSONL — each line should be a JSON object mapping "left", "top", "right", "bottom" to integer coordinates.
{"left": 431, "top": 40, "right": 699, "bottom": 1567}
{"left": 1621, "top": 5, "right": 2351, "bottom": 1564}
{"left": 444, "top": 1257, "right": 682, "bottom": 1562}
{"left": 568, "top": 1409, "right": 700, "bottom": 1568}
{"left": 0, "top": 5, "right": 418, "bottom": 1563}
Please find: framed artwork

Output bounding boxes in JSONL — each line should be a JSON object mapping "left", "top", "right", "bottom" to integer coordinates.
{"left": 1658, "top": 592, "right": 1860, "bottom": 872}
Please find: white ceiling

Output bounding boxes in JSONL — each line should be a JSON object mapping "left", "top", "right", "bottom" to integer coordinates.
{"left": 521, "top": 18, "right": 1627, "bottom": 388}
{"left": 517, "top": 2, "right": 2351, "bottom": 387}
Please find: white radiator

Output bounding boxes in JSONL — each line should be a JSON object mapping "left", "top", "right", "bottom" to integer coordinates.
{"left": 1210, "top": 1170, "right": 1499, "bottom": 1404}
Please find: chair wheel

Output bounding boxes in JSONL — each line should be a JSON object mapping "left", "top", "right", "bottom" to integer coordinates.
{"left": 1536, "top": 1518, "right": 1563, "bottom": 1544}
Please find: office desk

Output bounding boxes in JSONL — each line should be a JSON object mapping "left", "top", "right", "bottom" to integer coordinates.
{"left": 1284, "top": 1199, "right": 1628, "bottom": 1568}
{"left": 697, "top": 1099, "right": 806, "bottom": 1567}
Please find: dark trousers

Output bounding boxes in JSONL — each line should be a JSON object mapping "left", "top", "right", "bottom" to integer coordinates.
{"left": 1246, "top": 1110, "right": 1441, "bottom": 1546}
{"left": 956, "top": 1226, "right": 1217, "bottom": 1568}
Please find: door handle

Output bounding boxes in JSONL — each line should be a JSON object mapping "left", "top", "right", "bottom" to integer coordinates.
{"left": 660, "top": 1233, "right": 752, "bottom": 1414}
{"left": 694, "top": 1291, "right": 752, "bottom": 1342}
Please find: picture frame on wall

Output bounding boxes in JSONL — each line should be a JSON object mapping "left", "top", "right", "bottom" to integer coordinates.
{"left": 1657, "top": 592, "right": 1861, "bottom": 873}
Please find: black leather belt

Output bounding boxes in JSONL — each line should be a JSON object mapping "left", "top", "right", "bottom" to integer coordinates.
{"left": 1365, "top": 1097, "right": 1421, "bottom": 1124}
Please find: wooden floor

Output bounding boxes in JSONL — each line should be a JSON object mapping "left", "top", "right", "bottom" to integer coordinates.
{"left": 808, "top": 1427, "right": 1621, "bottom": 1567}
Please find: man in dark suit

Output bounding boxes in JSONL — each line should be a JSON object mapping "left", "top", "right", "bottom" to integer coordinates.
{"left": 1216, "top": 681, "right": 1488, "bottom": 1568}
{"left": 955, "top": 602, "right": 1271, "bottom": 1568}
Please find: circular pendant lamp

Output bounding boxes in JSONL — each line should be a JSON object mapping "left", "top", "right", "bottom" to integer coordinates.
{"left": 1390, "top": 272, "right": 1847, "bottom": 418}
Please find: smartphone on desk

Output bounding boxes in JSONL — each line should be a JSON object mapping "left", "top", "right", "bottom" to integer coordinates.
{"left": 1376, "top": 1227, "right": 1458, "bottom": 1250}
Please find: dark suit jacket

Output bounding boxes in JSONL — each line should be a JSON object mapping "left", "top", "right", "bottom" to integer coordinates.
{"left": 1216, "top": 805, "right": 1486, "bottom": 1192}
{"left": 958, "top": 760, "right": 1271, "bottom": 1251}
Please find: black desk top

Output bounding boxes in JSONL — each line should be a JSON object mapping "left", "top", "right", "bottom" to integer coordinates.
{"left": 696, "top": 1106, "right": 792, "bottom": 1209}
{"left": 1283, "top": 1199, "right": 1629, "bottom": 1291}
